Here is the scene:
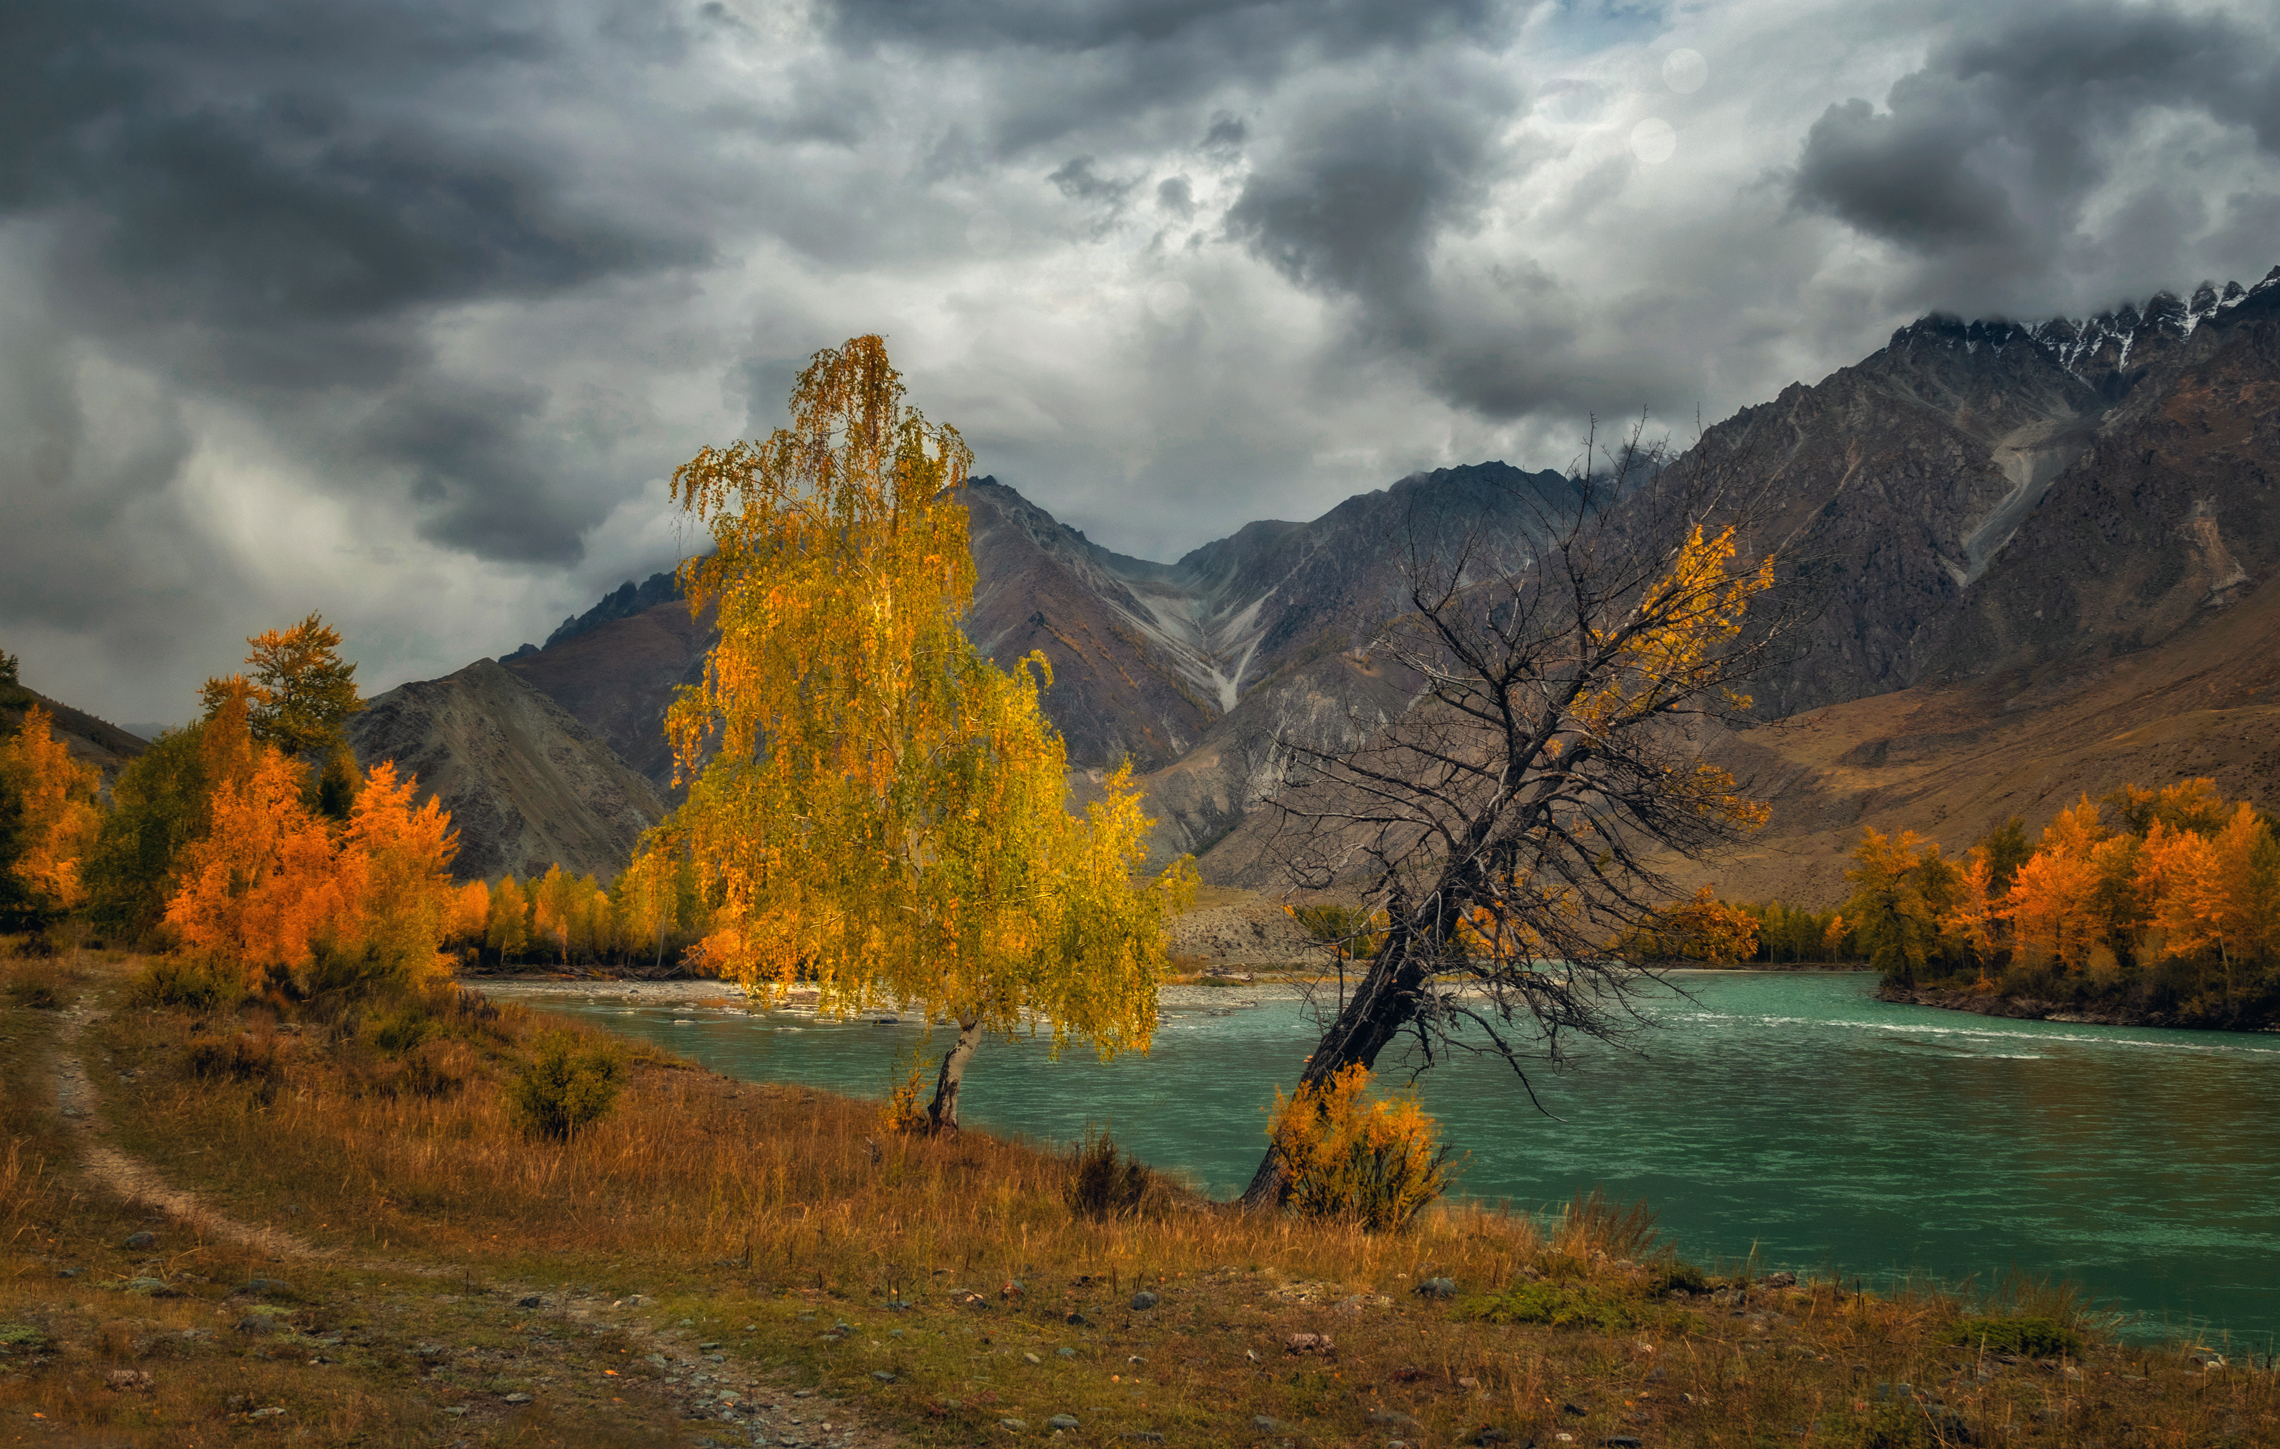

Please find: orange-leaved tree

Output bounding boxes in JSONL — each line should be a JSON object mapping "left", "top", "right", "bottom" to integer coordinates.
{"left": 198, "top": 612, "right": 365, "bottom": 817}
{"left": 0, "top": 704, "right": 104, "bottom": 917}
{"left": 635, "top": 335, "right": 1196, "bottom": 1132}
{"left": 164, "top": 695, "right": 457, "bottom": 996}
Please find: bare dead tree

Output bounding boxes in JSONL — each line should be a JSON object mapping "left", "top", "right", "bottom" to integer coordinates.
{"left": 1240, "top": 421, "right": 1803, "bottom": 1211}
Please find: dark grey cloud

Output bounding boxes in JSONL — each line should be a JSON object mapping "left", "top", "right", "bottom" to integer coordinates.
{"left": 831, "top": 0, "right": 1526, "bottom": 159}
{"left": 1050, "top": 156, "right": 1136, "bottom": 207}
{"left": 3, "top": 0, "right": 704, "bottom": 560}
{"left": 1796, "top": 1, "right": 2280, "bottom": 291}
{"left": 831, "top": 0, "right": 1508, "bottom": 58}
{"left": 1226, "top": 66, "right": 1523, "bottom": 338}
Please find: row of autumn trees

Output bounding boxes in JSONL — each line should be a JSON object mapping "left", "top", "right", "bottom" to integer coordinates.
{"left": 1843, "top": 779, "right": 2280, "bottom": 1017}
{"left": 0, "top": 619, "right": 465, "bottom": 993}
{"left": 0, "top": 620, "right": 711, "bottom": 991}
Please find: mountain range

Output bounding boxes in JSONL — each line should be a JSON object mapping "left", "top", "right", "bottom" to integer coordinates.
{"left": 325, "top": 264, "right": 2280, "bottom": 897}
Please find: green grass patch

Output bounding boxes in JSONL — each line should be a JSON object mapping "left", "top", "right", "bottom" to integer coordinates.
{"left": 1945, "top": 1315, "right": 2083, "bottom": 1357}
{"left": 1459, "top": 1280, "right": 1669, "bottom": 1334}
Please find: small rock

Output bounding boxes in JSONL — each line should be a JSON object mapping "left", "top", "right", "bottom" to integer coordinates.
{"left": 126, "top": 1277, "right": 179, "bottom": 1297}
{"left": 503, "top": 1392, "right": 534, "bottom": 1404}
{"left": 1129, "top": 1291, "right": 1159, "bottom": 1311}
{"left": 1065, "top": 1311, "right": 1091, "bottom": 1326}
{"left": 1023, "top": 1351, "right": 1042, "bottom": 1364}
{"left": 1000, "top": 1418, "right": 1029, "bottom": 1432}
{"left": 1048, "top": 1414, "right": 1080, "bottom": 1431}
{"left": 1056, "top": 1346, "right": 1077, "bottom": 1358}
{"left": 1415, "top": 1277, "right": 1458, "bottom": 1299}
{"left": 121, "top": 1231, "right": 157, "bottom": 1250}
{"left": 55, "top": 1267, "right": 82, "bottom": 1278}
{"left": 1761, "top": 1271, "right": 1798, "bottom": 1288}
{"left": 1253, "top": 1415, "right": 1294, "bottom": 1433}
{"left": 1561, "top": 1401, "right": 1587, "bottom": 1416}
{"left": 1001, "top": 1280, "right": 1025, "bottom": 1300}
{"left": 242, "top": 1278, "right": 295, "bottom": 1298}
{"left": 518, "top": 1295, "right": 544, "bottom": 1309}
{"left": 1126, "top": 1355, "right": 1146, "bottom": 1365}
{"left": 443, "top": 1406, "right": 468, "bottom": 1417}
{"left": 1602, "top": 1438, "right": 1645, "bottom": 1448}
{"left": 1285, "top": 1332, "right": 1334, "bottom": 1355}
{"left": 1457, "top": 1376, "right": 1482, "bottom": 1390}
{"left": 234, "top": 1316, "right": 279, "bottom": 1336}
{"left": 104, "top": 1368, "right": 154, "bottom": 1391}
{"left": 698, "top": 1341, "right": 721, "bottom": 1350}
{"left": 1474, "top": 1430, "right": 1512, "bottom": 1447}
{"left": 247, "top": 1407, "right": 285, "bottom": 1420}
{"left": 872, "top": 1370, "right": 896, "bottom": 1382}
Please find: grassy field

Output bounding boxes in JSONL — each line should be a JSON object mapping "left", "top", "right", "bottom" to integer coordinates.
{"left": 3, "top": 948, "right": 2274, "bottom": 1447}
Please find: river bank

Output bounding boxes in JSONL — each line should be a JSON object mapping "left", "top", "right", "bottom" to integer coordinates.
{"left": 1880, "top": 981, "right": 2280, "bottom": 1031}
{"left": 531, "top": 970, "right": 2280, "bottom": 1343}
{"left": 20, "top": 950, "right": 2247, "bottom": 1447}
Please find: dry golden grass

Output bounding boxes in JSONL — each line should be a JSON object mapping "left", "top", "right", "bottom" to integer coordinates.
{"left": 6, "top": 950, "right": 2279, "bottom": 1447}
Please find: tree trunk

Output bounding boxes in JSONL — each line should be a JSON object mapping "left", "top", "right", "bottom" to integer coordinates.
{"left": 1237, "top": 924, "right": 1432, "bottom": 1211}
{"left": 925, "top": 1012, "right": 984, "bottom": 1134}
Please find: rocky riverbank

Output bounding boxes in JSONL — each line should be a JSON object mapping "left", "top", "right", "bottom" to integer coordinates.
{"left": 1879, "top": 983, "right": 2280, "bottom": 1031}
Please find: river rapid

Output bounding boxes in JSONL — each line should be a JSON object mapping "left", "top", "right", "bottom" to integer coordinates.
{"left": 500, "top": 970, "right": 2280, "bottom": 1346}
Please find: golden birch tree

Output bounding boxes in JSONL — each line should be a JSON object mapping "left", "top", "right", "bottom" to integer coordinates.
{"left": 638, "top": 335, "right": 1194, "bottom": 1131}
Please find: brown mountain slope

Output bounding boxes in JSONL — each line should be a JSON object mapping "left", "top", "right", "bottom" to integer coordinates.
{"left": 1666, "top": 557, "right": 2280, "bottom": 908}
{"left": 1925, "top": 281, "right": 2280, "bottom": 681}
{"left": 1, "top": 682, "right": 147, "bottom": 787}
{"left": 348, "top": 659, "right": 663, "bottom": 882}
{"left": 503, "top": 597, "right": 711, "bottom": 795}
{"left": 962, "top": 479, "right": 1221, "bottom": 770}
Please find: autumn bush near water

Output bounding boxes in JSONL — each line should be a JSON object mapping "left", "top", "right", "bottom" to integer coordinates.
{"left": 1266, "top": 1064, "right": 1458, "bottom": 1233}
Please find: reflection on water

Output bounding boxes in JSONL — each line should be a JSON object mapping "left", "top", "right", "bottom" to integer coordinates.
{"left": 521, "top": 972, "right": 2280, "bottom": 1343}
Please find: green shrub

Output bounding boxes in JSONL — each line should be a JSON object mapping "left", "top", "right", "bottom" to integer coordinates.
{"left": 506, "top": 1032, "right": 625, "bottom": 1140}
{"left": 1066, "top": 1127, "right": 1152, "bottom": 1220}
{"left": 1945, "top": 1315, "right": 2083, "bottom": 1357}
{"left": 129, "top": 958, "right": 227, "bottom": 1011}
{"left": 369, "top": 1010, "right": 434, "bottom": 1056}
{"left": 1458, "top": 1280, "right": 1645, "bottom": 1334}
{"left": 1649, "top": 1260, "right": 1709, "bottom": 1296}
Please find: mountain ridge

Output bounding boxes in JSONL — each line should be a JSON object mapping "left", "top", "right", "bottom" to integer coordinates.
{"left": 351, "top": 261, "right": 2280, "bottom": 899}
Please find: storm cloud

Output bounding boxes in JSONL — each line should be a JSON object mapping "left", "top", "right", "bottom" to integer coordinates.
{"left": 1795, "top": 1, "right": 2280, "bottom": 306}
{"left": 4, "top": 0, "right": 2278, "bottom": 724}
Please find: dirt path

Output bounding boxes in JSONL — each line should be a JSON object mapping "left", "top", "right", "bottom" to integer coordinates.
{"left": 49, "top": 997, "right": 355, "bottom": 1268}
{"left": 39, "top": 979, "right": 899, "bottom": 1448}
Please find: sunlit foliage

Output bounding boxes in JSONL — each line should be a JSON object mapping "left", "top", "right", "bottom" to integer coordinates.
{"left": 1854, "top": 779, "right": 2280, "bottom": 1021}
{"left": 163, "top": 698, "right": 457, "bottom": 996}
{"left": 637, "top": 335, "right": 1194, "bottom": 1128}
{"left": 1266, "top": 1064, "right": 1457, "bottom": 1232}
{"left": 0, "top": 705, "right": 103, "bottom": 916}
{"left": 1616, "top": 885, "right": 1761, "bottom": 964}
{"left": 198, "top": 613, "right": 365, "bottom": 817}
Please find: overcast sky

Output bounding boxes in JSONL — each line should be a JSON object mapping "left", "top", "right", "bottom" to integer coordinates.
{"left": 5, "top": 0, "right": 2278, "bottom": 726}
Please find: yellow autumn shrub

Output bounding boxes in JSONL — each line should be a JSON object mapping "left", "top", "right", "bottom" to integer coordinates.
{"left": 1267, "top": 1064, "right": 1457, "bottom": 1232}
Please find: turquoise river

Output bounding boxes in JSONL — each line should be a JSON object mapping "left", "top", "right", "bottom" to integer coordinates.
{"left": 522, "top": 970, "right": 2280, "bottom": 1346}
